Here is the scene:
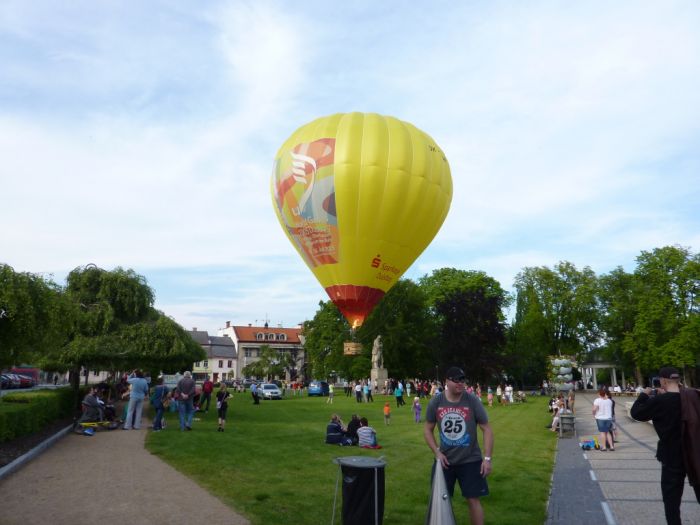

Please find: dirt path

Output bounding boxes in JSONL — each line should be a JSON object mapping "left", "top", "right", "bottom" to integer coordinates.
{"left": 0, "top": 426, "right": 250, "bottom": 525}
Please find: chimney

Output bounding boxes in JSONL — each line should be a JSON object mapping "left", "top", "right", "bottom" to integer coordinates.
{"left": 225, "top": 321, "right": 230, "bottom": 328}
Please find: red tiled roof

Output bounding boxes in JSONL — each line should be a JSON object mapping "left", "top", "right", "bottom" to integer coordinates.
{"left": 232, "top": 325, "right": 302, "bottom": 344}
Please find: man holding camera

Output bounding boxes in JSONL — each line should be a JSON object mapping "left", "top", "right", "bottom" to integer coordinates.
{"left": 631, "top": 366, "right": 700, "bottom": 525}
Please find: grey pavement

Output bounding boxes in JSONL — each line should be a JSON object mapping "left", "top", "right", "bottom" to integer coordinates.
{"left": 546, "top": 392, "right": 700, "bottom": 525}
{"left": 0, "top": 419, "right": 250, "bottom": 525}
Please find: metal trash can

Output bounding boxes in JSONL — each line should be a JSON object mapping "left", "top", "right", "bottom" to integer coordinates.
{"left": 332, "top": 456, "right": 386, "bottom": 525}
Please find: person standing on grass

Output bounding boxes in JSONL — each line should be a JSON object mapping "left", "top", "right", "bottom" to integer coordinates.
{"left": 216, "top": 383, "right": 230, "bottom": 432}
{"left": 150, "top": 377, "right": 169, "bottom": 432}
{"left": 384, "top": 402, "right": 391, "bottom": 425}
{"left": 425, "top": 366, "right": 493, "bottom": 525}
{"left": 176, "top": 371, "right": 196, "bottom": 431}
{"left": 592, "top": 386, "right": 614, "bottom": 451}
{"left": 355, "top": 382, "right": 363, "bottom": 403}
{"left": 631, "top": 366, "right": 700, "bottom": 525}
{"left": 413, "top": 397, "right": 422, "bottom": 423}
{"left": 327, "top": 383, "right": 334, "bottom": 404}
{"left": 123, "top": 369, "right": 149, "bottom": 430}
{"left": 251, "top": 382, "right": 260, "bottom": 404}
{"left": 200, "top": 376, "right": 214, "bottom": 413}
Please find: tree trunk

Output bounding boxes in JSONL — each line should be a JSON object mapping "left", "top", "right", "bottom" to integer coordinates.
{"left": 635, "top": 365, "right": 643, "bottom": 387}
{"left": 69, "top": 367, "right": 81, "bottom": 409}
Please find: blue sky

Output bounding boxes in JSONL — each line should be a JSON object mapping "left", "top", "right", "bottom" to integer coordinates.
{"left": 2, "top": 1, "right": 699, "bottom": 334}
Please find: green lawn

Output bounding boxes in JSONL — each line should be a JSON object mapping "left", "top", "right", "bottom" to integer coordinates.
{"left": 146, "top": 392, "right": 557, "bottom": 525}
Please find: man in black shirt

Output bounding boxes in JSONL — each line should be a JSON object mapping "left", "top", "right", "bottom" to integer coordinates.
{"left": 631, "top": 366, "right": 700, "bottom": 525}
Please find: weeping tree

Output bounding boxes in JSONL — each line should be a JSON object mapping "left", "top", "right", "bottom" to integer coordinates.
{"left": 39, "top": 265, "right": 204, "bottom": 400}
{"left": 0, "top": 264, "right": 73, "bottom": 382}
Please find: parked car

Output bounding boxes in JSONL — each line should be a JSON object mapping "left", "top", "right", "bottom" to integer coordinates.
{"left": 1, "top": 374, "right": 15, "bottom": 389}
{"left": 308, "top": 380, "right": 329, "bottom": 396}
{"left": 259, "top": 383, "right": 282, "bottom": 400}
{"left": 16, "top": 374, "right": 35, "bottom": 388}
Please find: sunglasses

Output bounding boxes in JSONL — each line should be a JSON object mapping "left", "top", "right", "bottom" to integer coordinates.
{"left": 448, "top": 377, "right": 466, "bottom": 383}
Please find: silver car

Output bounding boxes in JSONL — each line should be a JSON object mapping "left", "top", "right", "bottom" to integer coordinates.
{"left": 259, "top": 383, "right": 282, "bottom": 400}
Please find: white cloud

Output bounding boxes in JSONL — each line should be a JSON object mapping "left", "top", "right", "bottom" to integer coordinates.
{"left": 1, "top": 1, "right": 699, "bottom": 333}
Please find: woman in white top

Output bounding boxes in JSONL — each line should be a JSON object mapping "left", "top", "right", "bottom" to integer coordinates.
{"left": 592, "top": 387, "right": 615, "bottom": 451}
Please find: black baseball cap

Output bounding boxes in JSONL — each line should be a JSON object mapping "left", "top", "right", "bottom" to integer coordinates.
{"left": 659, "top": 366, "right": 680, "bottom": 380}
{"left": 445, "top": 367, "right": 465, "bottom": 381}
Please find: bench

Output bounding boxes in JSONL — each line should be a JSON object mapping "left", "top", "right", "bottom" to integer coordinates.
{"left": 558, "top": 413, "right": 575, "bottom": 438}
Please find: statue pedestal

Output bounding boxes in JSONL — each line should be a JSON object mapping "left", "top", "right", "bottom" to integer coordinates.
{"left": 371, "top": 368, "right": 388, "bottom": 388}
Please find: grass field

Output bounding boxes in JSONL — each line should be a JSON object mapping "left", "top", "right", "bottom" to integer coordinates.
{"left": 146, "top": 392, "right": 557, "bottom": 525}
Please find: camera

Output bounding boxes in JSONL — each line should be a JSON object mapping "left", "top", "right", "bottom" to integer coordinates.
{"left": 652, "top": 377, "right": 661, "bottom": 388}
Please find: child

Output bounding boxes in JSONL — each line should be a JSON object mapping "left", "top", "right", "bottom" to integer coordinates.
{"left": 383, "top": 401, "right": 391, "bottom": 425}
{"left": 412, "top": 397, "right": 421, "bottom": 423}
{"left": 487, "top": 386, "right": 494, "bottom": 407}
{"left": 216, "top": 383, "right": 231, "bottom": 432}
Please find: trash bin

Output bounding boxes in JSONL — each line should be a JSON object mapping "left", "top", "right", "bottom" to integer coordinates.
{"left": 333, "top": 456, "right": 386, "bottom": 525}
{"left": 559, "top": 414, "right": 575, "bottom": 437}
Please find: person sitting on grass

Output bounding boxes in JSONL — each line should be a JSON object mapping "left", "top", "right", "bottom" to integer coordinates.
{"left": 357, "top": 417, "right": 381, "bottom": 448}
{"left": 345, "top": 414, "right": 361, "bottom": 445}
{"left": 325, "top": 414, "right": 347, "bottom": 445}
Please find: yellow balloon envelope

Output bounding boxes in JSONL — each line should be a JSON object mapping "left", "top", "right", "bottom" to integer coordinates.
{"left": 271, "top": 112, "right": 452, "bottom": 327}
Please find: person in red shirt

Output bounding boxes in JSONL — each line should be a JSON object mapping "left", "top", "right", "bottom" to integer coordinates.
{"left": 201, "top": 376, "right": 214, "bottom": 413}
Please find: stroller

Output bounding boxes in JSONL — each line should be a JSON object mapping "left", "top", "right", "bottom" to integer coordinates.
{"left": 73, "top": 390, "right": 120, "bottom": 434}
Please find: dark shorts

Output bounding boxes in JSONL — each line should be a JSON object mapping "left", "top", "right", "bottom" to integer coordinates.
{"left": 433, "top": 460, "right": 489, "bottom": 499}
{"left": 596, "top": 419, "right": 612, "bottom": 432}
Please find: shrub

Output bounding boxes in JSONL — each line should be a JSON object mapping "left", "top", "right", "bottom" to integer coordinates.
{"left": 0, "top": 388, "right": 77, "bottom": 442}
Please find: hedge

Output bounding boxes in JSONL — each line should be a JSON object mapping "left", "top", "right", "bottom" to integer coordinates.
{"left": 0, "top": 387, "right": 78, "bottom": 442}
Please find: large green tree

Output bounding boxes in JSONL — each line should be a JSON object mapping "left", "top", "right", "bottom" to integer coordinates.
{"left": 623, "top": 246, "right": 699, "bottom": 384}
{"left": 512, "top": 262, "right": 600, "bottom": 361}
{"left": 419, "top": 268, "right": 510, "bottom": 382}
{"left": 357, "top": 279, "right": 436, "bottom": 379}
{"left": 40, "top": 265, "right": 204, "bottom": 393}
{"left": 0, "top": 264, "right": 73, "bottom": 371}
{"left": 598, "top": 266, "right": 639, "bottom": 382}
{"left": 301, "top": 300, "right": 352, "bottom": 380}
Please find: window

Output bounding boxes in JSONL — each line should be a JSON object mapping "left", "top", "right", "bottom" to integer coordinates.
{"left": 267, "top": 333, "right": 275, "bottom": 340}
{"left": 195, "top": 362, "right": 200, "bottom": 367}
{"left": 256, "top": 333, "right": 264, "bottom": 340}
{"left": 228, "top": 360, "right": 232, "bottom": 368}
{"left": 245, "top": 349, "right": 253, "bottom": 357}
{"left": 218, "top": 360, "right": 223, "bottom": 368}
{"left": 277, "top": 333, "right": 286, "bottom": 341}
{"left": 203, "top": 361, "right": 208, "bottom": 368}
{"left": 93, "top": 370, "right": 99, "bottom": 376}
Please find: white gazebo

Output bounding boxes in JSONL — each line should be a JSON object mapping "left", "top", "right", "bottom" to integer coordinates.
{"left": 580, "top": 362, "right": 627, "bottom": 390}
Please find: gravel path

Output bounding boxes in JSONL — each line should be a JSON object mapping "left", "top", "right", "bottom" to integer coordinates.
{"left": 0, "top": 424, "right": 250, "bottom": 525}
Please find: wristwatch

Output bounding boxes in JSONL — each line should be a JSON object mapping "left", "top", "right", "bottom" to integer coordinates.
{"left": 484, "top": 456, "right": 491, "bottom": 461}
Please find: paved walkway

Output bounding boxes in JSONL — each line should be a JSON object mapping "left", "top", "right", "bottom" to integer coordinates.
{"left": 0, "top": 422, "right": 249, "bottom": 525}
{"left": 3, "top": 394, "right": 699, "bottom": 524}
{"left": 547, "top": 392, "right": 700, "bottom": 524}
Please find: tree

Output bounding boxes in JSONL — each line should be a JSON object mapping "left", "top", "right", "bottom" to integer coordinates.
{"left": 357, "top": 279, "right": 436, "bottom": 379}
{"left": 506, "top": 283, "right": 551, "bottom": 387}
{"left": 40, "top": 265, "right": 204, "bottom": 395}
{"left": 419, "top": 268, "right": 510, "bottom": 382}
{"left": 623, "top": 246, "right": 699, "bottom": 384}
{"left": 241, "top": 345, "right": 292, "bottom": 380}
{"left": 598, "top": 267, "right": 639, "bottom": 382}
{"left": 0, "top": 264, "right": 72, "bottom": 372}
{"left": 301, "top": 301, "right": 352, "bottom": 379}
{"left": 512, "top": 262, "right": 600, "bottom": 360}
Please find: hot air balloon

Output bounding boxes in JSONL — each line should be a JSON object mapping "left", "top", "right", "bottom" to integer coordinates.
{"left": 271, "top": 112, "right": 452, "bottom": 328}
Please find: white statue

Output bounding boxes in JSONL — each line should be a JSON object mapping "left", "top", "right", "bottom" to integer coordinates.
{"left": 372, "top": 335, "right": 384, "bottom": 369}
